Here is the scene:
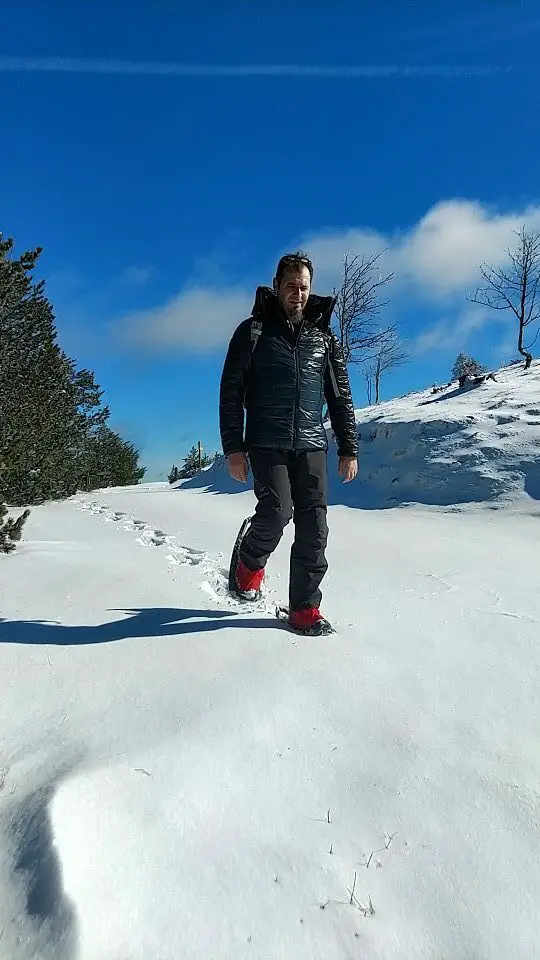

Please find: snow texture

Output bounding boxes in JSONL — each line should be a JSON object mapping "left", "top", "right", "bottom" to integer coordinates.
{"left": 1, "top": 360, "right": 540, "bottom": 958}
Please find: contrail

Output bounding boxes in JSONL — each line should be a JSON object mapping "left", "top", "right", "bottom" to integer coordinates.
{"left": 0, "top": 55, "right": 508, "bottom": 78}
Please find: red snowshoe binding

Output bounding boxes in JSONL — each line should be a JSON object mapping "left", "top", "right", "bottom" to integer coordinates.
{"left": 278, "top": 606, "right": 334, "bottom": 636}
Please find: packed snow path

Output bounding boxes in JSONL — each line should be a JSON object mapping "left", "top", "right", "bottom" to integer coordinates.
{"left": 1, "top": 483, "right": 539, "bottom": 959}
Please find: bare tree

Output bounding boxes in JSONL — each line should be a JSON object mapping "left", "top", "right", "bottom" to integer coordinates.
{"left": 469, "top": 226, "right": 540, "bottom": 370}
{"left": 369, "top": 324, "right": 409, "bottom": 404}
{"left": 363, "top": 366, "right": 374, "bottom": 406}
{"left": 333, "top": 251, "right": 394, "bottom": 365}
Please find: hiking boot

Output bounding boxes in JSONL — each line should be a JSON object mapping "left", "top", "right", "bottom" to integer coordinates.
{"left": 288, "top": 607, "right": 334, "bottom": 636}
{"left": 233, "top": 559, "right": 264, "bottom": 601}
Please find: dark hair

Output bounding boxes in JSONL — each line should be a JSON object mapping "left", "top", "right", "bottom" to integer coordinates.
{"left": 274, "top": 250, "right": 314, "bottom": 287}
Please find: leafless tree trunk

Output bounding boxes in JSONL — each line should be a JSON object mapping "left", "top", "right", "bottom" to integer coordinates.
{"left": 374, "top": 357, "right": 382, "bottom": 404}
{"left": 371, "top": 325, "right": 409, "bottom": 403}
{"left": 333, "top": 252, "right": 394, "bottom": 366}
{"left": 468, "top": 225, "right": 540, "bottom": 370}
{"left": 363, "top": 366, "right": 374, "bottom": 406}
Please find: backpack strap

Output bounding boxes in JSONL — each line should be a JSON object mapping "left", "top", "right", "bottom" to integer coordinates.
{"left": 243, "top": 319, "right": 262, "bottom": 409}
{"left": 250, "top": 319, "right": 263, "bottom": 353}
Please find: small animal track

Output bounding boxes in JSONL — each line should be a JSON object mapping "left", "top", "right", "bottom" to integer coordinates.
{"left": 79, "top": 499, "right": 278, "bottom": 615}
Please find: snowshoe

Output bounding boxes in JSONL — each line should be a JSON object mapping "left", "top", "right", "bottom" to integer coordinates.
{"left": 276, "top": 606, "right": 335, "bottom": 636}
{"left": 228, "top": 516, "right": 263, "bottom": 601}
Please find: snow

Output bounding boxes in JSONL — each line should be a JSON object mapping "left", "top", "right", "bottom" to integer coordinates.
{"left": 2, "top": 364, "right": 540, "bottom": 959}
{"left": 185, "top": 360, "right": 540, "bottom": 509}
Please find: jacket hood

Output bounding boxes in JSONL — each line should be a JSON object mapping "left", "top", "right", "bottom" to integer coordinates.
{"left": 251, "top": 285, "right": 336, "bottom": 331}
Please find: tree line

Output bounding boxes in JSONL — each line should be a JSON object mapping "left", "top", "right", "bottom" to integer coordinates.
{"left": 0, "top": 233, "right": 146, "bottom": 552}
{"left": 168, "top": 444, "right": 221, "bottom": 484}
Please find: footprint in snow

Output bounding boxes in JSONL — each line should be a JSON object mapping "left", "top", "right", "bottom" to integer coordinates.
{"left": 79, "top": 498, "right": 278, "bottom": 615}
{"left": 167, "top": 543, "right": 206, "bottom": 564}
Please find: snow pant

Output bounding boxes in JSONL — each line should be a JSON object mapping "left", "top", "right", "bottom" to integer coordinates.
{"left": 239, "top": 448, "right": 329, "bottom": 611}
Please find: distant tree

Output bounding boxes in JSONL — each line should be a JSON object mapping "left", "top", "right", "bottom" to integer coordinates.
{"left": 179, "top": 444, "right": 212, "bottom": 479}
{"left": 366, "top": 324, "right": 409, "bottom": 404}
{"left": 451, "top": 352, "right": 486, "bottom": 382}
{"left": 168, "top": 464, "right": 180, "bottom": 484}
{"left": 469, "top": 225, "right": 540, "bottom": 370}
{"left": 0, "top": 502, "right": 30, "bottom": 554}
{"left": 333, "top": 251, "right": 394, "bottom": 366}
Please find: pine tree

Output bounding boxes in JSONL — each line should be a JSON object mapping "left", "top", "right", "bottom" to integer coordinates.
{"left": 0, "top": 233, "right": 146, "bottom": 503}
{"left": 80, "top": 426, "right": 146, "bottom": 490}
{"left": 168, "top": 465, "right": 179, "bottom": 484}
{"left": 0, "top": 502, "right": 30, "bottom": 554}
{"left": 179, "top": 445, "right": 199, "bottom": 478}
{"left": 451, "top": 353, "right": 486, "bottom": 382}
{"left": 178, "top": 444, "right": 212, "bottom": 478}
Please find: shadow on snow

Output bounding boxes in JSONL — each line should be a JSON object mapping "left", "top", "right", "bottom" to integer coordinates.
{"left": 0, "top": 607, "right": 275, "bottom": 646}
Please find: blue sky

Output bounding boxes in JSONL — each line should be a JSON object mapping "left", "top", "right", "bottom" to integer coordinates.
{"left": 2, "top": 1, "right": 540, "bottom": 480}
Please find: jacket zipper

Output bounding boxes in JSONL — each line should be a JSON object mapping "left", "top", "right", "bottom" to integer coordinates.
{"left": 290, "top": 317, "right": 305, "bottom": 449}
{"left": 293, "top": 344, "right": 300, "bottom": 447}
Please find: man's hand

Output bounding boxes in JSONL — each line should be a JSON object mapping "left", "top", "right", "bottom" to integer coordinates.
{"left": 338, "top": 456, "right": 358, "bottom": 483}
{"left": 227, "top": 452, "right": 249, "bottom": 483}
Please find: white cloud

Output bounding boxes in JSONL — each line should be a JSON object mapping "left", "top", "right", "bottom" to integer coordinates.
{"left": 300, "top": 200, "right": 540, "bottom": 300}
{"left": 298, "top": 228, "right": 386, "bottom": 291}
{"left": 394, "top": 200, "right": 540, "bottom": 296}
{"left": 113, "top": 198, "right": 540, "bottom": 355}
{"left": 115, "top": 285, "right": 252, "bottom": 352}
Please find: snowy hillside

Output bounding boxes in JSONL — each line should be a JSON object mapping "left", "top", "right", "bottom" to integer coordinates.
{"left": 2, "top": 362, "right": 540, "bottom": 959}
{"left": 185, "top": 360, "right": 540, "bottom": 509}
{"left": 2, "top": 484, "right": 540, "bottom": 959}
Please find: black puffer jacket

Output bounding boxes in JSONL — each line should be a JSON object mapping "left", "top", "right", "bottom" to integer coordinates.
{"left": 219, "top": 286, "right": 358, "bottom": 458}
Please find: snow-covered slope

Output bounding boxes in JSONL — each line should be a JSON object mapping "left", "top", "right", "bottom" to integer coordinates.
{"left": 1, "top": 485, "right": 540, "bottom": 959}
{"left": 184, "top": 361, "right": 540, "bottom": 509}
{"left": 1, "top": 362, "right": 539, "bottom": 958}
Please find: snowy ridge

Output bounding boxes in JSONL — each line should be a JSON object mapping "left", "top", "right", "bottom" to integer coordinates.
{"left": 184, "top": 361, "right": 540, "bottom": 509}
{"left": 344, "top": 359, "right": 540, "bottom": 507}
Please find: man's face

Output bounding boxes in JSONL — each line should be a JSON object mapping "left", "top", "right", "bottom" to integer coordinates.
{"left": 277, "top": 265, "right": 311, "bottom": 323}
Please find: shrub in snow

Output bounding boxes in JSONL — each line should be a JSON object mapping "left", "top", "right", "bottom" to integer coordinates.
{"left": 452, "top": 353, "right": 487, "bottom": 383}
{"left": 0, "top": 502, "right": 30, "bottom": 554}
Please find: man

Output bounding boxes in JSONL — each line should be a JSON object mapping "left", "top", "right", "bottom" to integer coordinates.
{"left": 219, "top": 251, "right": 358, "bottom": 636}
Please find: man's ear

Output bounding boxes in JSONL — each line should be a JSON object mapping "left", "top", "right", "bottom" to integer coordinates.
{"left": 272, "top": 277, "right": 278, "bottom": 293}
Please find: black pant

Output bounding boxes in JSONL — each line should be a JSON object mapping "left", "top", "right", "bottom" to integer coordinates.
{"left": 239, "top": 448, "right": 329, "bottom": 611}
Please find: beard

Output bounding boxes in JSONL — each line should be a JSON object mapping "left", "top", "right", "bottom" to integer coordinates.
{"left": 285, "top": 304, "right": 304, "bottom": 325}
